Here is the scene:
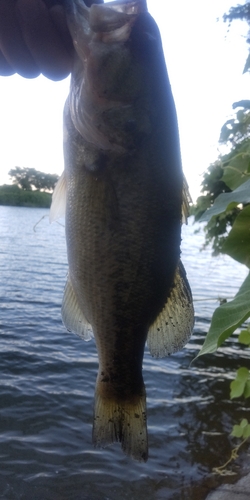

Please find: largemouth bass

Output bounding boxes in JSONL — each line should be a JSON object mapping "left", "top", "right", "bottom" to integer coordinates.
{"left": 50, "top": 0, "right": 194, "bottom": 461}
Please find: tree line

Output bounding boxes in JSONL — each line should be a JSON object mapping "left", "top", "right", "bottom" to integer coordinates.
{"left": 8, "top": 166, "right": 59, "bottom": 192}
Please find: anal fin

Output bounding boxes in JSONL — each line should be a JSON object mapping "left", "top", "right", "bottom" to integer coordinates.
{"left": 147, "top": 261, "right": 194, "bottom": 357}
{"left": 62, "top": 275, "right": 93, "bottom": 341}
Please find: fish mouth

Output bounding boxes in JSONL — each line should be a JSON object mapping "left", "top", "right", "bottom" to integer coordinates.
{"left": 66, "top": 0, "right": 148, "bottom": 48}
{"left": 89, "top": 0, "right": 148, "bottom": 37}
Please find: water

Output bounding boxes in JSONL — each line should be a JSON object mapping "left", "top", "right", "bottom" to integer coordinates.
{"left": 0, "top": 206, "right": 249, "bottom": 500}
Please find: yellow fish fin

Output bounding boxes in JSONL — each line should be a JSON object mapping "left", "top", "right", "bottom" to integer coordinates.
{"left": 147, "top": 261, "right": 194, "bottom": 357}
{"left": 62, "top": 275, "right": 93, "bottom": 341}
{"left": 49, "top": 171, "right": 66, "bottom": 223}
{"left": 93, "top": 389, "right": 148, "bottom": 462}
{"left": 182, "top": 175, "right": 192, "bottom": 224}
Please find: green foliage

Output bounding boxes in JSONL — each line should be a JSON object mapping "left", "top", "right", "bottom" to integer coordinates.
{"left": 195, "top": 111, "right": 250, "bottom": 470}
{"left": 201, "top": 209, "right": 239, "bottom": 256}
{"left": 220, "top": 109, "right": 250, "bottom": 146}
{"left": 195, "top": 106, "right": 250, "bottom": 359}
{"left": 197, "top": 5, "right": 250, "bottom": 471}
{"left": 194, "top": 162, "right": 231, "bottom": 222}
{"left": 193, "top": 102, "right": 250, "bottom": 255}
{"left": 197, "top": 179, "right": 250, "bottom": 259}
{"left": 222, "top": 205, "right": 250, "bottom": 266}
{"left": 195, "top": 272, "right": 250, "bottom": 357}
{"left": 231, "top": 419, "right": 250, "bottom": 439}
{"left": 230, "top": 367, "right": 250, "bottom": 399}
{"left": 195, "top": 94, "right": 250, "bottom": 471}
{"left": 9, "top": 166, "right": 59, "bottom": 192}
{"left": 0, "top": 184, "right": 52, "bottom": 208}
{"left": 193, "top": 160, "right": 238, "bottom": 256}
{"left": 223, "top": 3, "right": 250, "bottom": 24}
{"left": 239, "top": 329, "right": 250, "bottom": 345}
{"left": 222, "top": 140, "right": 250, "bottom": 190}
{"left": 200, "top": 178, "right": 250, "bottom": 222}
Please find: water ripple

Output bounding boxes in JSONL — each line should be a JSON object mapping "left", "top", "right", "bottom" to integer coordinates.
{"left": 0, "top": 207, "right": 249, "bottom": 499}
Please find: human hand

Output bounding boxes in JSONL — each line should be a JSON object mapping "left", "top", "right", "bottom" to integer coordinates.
{"left": 0, "top": 0, "right": 103, "bottom": 81}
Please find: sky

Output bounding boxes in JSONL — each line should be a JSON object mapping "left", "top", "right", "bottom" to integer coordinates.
{"left": 0, "top": 0, "right": 249, "bottom": 202}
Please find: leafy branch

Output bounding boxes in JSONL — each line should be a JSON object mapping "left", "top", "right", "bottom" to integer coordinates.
{"left": 194, "top": 104, "right": 250, "bottom": 470}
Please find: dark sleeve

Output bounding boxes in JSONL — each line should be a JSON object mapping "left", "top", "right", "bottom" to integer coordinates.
{"left": 0, "top": 0, "right": 73, "bottom": 80}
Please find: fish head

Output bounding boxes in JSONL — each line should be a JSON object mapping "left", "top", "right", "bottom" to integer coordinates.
{"left": 65, "top": 0, "right": 147, "bottom": 74}
{"left": 65, "top": 0, "right": 163, "bottom": 151}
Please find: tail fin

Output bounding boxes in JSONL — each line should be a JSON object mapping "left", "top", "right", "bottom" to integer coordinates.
{"left": 92, "top": 389, "right": 148, "bottom": 462}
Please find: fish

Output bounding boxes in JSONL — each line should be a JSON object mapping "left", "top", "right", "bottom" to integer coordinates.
{"left": 50, "top": 0, "right": 194, "bottom": 462}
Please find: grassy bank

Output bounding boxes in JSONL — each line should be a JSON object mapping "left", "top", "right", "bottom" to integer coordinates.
{"left": 0, "top": 184, "right": 52, "bottom": 208}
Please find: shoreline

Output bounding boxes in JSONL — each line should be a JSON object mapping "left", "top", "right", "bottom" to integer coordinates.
{"left": 0, "top": 184, "right": 52, "bottom": 208}
{"left": 205, "top": 471, "right": 250, "bottom": 500}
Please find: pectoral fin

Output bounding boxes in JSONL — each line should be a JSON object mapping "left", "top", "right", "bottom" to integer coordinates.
{"left": 147, "top": 261, "right": 194, "bottom": 357}
{"left": 62, "top": 275, "right": 93, "bottom": 341}
{"left": 49, "top": 171, "right": 67, "bottom": 222}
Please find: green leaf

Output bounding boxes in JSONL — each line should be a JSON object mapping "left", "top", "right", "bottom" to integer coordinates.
{"left": 237, "top": 367, "right": 249, "bottom": 382}
{"left": 239, "top": 419, "right": 250, "bottom": 438}
{"left": 200, "top": 178, "right": 250, "bottom": 222}
{"left": 239, "top": 329, "right": 250, "bottom": 345}
{"left": 195, "top": 272, "right": 250, "bottom": 357}
{"left": 231, "top": 420, "right": 250, "bottom": 438}
{"left": 243, "top": 424, "right": 250, "bottom": 438}
{"left": 231, "top": 424, "right": 244, "bottom": 438}
{"left": 244, "top": 380, "right": 250, "bottom": 399}
{"left": 222, "top": 151, "right": 250, "bottom": 190}
{"left": 240, "top": 418, "right": 248, "bottom": 428}
{"left": 223, "top": 166, "right": 249, "bottom": 191}
{"left": 230, "top": 380, "right": 245, "bottom": 398}
{"left": 222, "top": 205, "right": 250, "bottom": 267}
{"left": 220, "top": 119, "right": 235, "bottom": 143}
{"left": 237, "top": 110, "right": 245, "bottom": 122}
{"left": 230, "top": 369, "right": 250, "bottom": 399}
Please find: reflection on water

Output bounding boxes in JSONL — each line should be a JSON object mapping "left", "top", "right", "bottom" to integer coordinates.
{"left": 0, "top": 206, "right": 249, "bottom": 500}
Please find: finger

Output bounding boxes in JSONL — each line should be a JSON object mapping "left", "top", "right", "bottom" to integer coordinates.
{"left": 16, "top": 0, "right": 72, "bottom": 81}
{"left": 49, "top": 5, "right": 74, "bottom": 59}
{"left": 0, "top": 0, "right": 40, "bottom": 78}
{"left": 84, "top": 0, "right": 104, "bottom": 6}
{"left": 0, "top": 50, "right": 15, "bottom": 76}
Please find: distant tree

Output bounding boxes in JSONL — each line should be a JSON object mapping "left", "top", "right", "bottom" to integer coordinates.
{"left": 8, "top": 167, "right": 59, "bottom": 192}
{"left": 223, "top": 2, "right": 250, "bottom": 73}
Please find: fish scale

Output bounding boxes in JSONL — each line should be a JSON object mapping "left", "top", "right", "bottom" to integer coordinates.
{"left": 50, "top": 0, "right": 194, "bottom": 461}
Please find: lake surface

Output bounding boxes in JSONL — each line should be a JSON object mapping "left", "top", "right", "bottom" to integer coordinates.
{"left": 0, "top": 206, "right": 249, "bottom": 500}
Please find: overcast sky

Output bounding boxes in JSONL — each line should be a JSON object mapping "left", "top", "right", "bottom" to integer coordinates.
{"left": 0, "top": 0, "right": 249, "bottom": 201}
